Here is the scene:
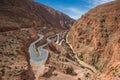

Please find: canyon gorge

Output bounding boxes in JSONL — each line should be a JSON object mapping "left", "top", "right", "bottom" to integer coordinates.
{"left": 0, "top": 0, "right": 120, "bottom": 80}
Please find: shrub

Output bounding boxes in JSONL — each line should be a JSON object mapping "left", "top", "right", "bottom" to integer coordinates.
{"left": 78, "top": 54, "right": 84, "bottom": 61}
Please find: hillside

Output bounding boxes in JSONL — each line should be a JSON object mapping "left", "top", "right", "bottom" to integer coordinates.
{"left": 1, "top": 0, "right": 120, "bottom": 80}
{"left": 68, "top": 0, "right": 120, "bottom": 80}
{"left": 0, "top": 0, "right": 75, "bottom": 79}
{"left": 0, "top": 0, "right": 75, "bottom": 32}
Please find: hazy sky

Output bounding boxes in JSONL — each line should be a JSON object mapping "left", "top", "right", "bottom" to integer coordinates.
{"left": 35, "top": 0, "right": 114, "bottom": 19}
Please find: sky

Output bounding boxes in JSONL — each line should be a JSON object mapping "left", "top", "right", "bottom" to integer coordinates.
{"left": 35, "top": 0, "right": 115, "bottom": 19}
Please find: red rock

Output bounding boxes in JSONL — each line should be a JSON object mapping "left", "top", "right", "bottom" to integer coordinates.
{"left": 68, "top": 0, "right": 120, "bottom": 79}
{"left": 0, "top": 0, "right": 75, "bottom": 31}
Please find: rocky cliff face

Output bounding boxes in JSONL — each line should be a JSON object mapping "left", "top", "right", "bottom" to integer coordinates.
{"left": 68, "top": 0, "right": 120, "bottom": 79}
{"left": 0, "top": 0, "right": 75, "bottom": 31}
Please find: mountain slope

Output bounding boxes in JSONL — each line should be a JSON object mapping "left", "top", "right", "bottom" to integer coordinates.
{"left": 0, "top": 0, "right": 75, "bottom": 32}
{"left": 68, "top": 0, "right": 120, "bottom": 80}
{"left": 0, "top": 0, "right": 75, "bottom": 79}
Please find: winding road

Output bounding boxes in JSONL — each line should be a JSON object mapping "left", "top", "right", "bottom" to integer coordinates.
{"left": 29, "top": 32, "right": 63, "bottom": 64}
{"left": 29, "top": 34, "right": 53, "bottom": 64}
{"left": 29, "top": 31, "right": 97, "bottom": 73}
{"left": 55, "top": 33, "right": 65, "bottom": 45}
{"left": 56, "top": 33, "right": 60, "bottom": 44}
{"left": 66, "top": 32, "right": 97, "bottom": 73}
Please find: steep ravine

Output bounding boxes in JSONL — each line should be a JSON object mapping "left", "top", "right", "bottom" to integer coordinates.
{"left": 68, "top": 0, "right": 120, "bottom": 80}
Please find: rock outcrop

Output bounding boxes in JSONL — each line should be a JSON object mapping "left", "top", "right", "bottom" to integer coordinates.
{"left": 68, "top": 0, "right": 120, "bottom": 79}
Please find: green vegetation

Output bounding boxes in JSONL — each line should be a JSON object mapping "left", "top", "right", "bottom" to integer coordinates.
{"left": 78, "top": 54, "right": 84, "bottom": 61}
{"left": 112, "top": 66, "right": 119, "bottom": 76}
{"left": 65, "top": 31, "right": 69, "bottom": 37}
{"left": 86, "top": 67, "right": 94, "bottom": 73}
{"left": 94, "top": 64, "right": 102, "bottom": 72}
{"left": 66, "top": 31, "right": 69, "bottom": 35}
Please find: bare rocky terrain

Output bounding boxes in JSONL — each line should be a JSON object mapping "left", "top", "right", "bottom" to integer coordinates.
{"left": 0, "top": 0, "right": 76, "bottom": 80}
{"left": 38, "top": 32, "right": 95, "bottom": 80}
{"left": 68, "top": 0, "right": 120, "bottom": 80}
{"left": 0, "top": 28, "right": 38, "bottom": 79}
{"left": 1, "top": 0, "right": 120, "bottom": 80}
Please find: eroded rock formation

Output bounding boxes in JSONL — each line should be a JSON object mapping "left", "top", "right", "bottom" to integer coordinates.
{"left": 68, "top": 0, "right": 120, "bottom": 79}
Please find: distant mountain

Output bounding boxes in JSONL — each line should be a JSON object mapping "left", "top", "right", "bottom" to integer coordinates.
{"left": 0, "top": 0, "right": 75, "bottom": 32}
{"left": 68, "top": 0, "right": 120, "bottom": 80}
